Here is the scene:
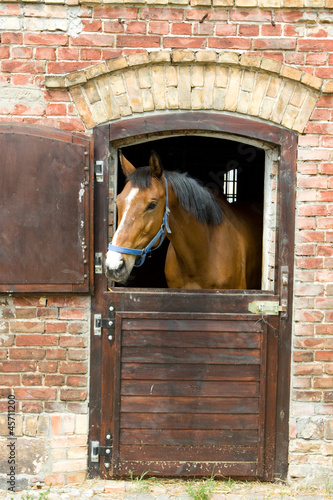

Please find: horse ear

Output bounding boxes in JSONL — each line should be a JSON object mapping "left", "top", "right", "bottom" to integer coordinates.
{"left": 119, "top": 150, "right": 136, "bottom": 178}
{"left": 149, "top": 151, "right": 163, "bottom": 178}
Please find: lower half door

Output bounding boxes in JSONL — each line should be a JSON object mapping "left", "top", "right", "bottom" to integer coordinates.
{"left": 103, "top": 296, "right": 278, "bottom": 480}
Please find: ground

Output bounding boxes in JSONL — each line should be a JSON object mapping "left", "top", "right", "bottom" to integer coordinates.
{"left": 0, "top": 478, "right": 332, "bottom": 500}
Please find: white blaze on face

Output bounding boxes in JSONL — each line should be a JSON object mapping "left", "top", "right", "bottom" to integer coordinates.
{"left": 105, "top": 187, "right": 139, "bottom": 271}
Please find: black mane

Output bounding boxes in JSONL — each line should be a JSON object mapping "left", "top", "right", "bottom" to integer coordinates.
{"left": 128, "top": 167, "right": 223, "bottom": 225}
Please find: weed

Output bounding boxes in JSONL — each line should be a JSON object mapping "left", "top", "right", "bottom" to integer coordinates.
{"left": 10, "top": 484, "right": 51, "bottom": 500}
{"left": 128, "top": 470, "right": 158, "bottom": 493}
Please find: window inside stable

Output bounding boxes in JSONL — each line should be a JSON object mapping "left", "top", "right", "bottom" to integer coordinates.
{"left": 112, "top": 135, "right": 266, "bottom": 289}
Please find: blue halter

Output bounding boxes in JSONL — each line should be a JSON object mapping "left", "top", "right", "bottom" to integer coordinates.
{"left": 107, "top": 177, "right": 172, "bottom": 267}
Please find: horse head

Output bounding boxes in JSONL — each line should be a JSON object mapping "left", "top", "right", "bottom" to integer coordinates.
{"left": 105, "top": 151, "right": 169, "bottom": 283}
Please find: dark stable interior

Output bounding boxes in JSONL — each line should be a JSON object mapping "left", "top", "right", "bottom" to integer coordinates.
{"left": 114, "top": 135, "right": 265, "bottom": 289}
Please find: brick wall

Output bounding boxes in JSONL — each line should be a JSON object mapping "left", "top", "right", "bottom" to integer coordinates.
{"left": 0, "top": 295, "right": 90, "bottom": 488}
{"left": 0, "top": 0, "right": 333, "bottom": 488}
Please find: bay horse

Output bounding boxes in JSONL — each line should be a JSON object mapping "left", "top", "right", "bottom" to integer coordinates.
{"left": 105, "top": 151, "right": 262, "bottom": 289}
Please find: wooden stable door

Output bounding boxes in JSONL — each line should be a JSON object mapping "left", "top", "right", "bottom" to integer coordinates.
{"left": 90, "top": 114, "right": 297, "bottom": 481}
{"left": 99, "top": 290, "right": 280, "bottom": 479}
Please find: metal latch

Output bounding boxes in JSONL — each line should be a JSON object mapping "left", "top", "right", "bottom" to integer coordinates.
{"left": 95, "top": 161, "right": 104, "bottom": 183}
{"left": 94, "top": 252, "right": 103, "bottom": 274}
{"left": 93, "top": 303, "right": 115, "bottom": 345}
{"left": 248, "top": 301, "right": 287, "bottom": 315}
{"left": 90, "top": 432, "right": 113, "bottom": 469}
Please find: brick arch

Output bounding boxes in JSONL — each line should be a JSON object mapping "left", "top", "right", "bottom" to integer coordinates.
{"left": 44, "top": 50, "right": 330, "bottom": 132}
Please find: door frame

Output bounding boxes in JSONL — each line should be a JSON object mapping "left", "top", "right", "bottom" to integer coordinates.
{"left": 89, "top": 112, "right": 297, "bottom": 480}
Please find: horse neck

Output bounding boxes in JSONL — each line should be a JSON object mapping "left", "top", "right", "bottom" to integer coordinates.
{"left": 166, "top": 188, "right": 211, "bottom": 268}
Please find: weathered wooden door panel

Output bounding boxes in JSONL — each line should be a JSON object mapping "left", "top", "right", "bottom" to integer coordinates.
{"left": 100, "top": 291, "right": 278, "bottom": 479}
{"left": 0, "top": 123, "right": 93, "bottom": 292}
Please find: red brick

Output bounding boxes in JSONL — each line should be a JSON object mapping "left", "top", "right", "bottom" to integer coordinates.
{"left": 148, "top": 21, "right": 169, "bottom": 35}
{"left": 324, "top": 392, "right": 333, "bottom": 403}
{"left": 68, "top": 472, "right": 86, "bottom": 484}
{"left": 318, "top": 217, "right": 333, "bottom": 229}
{"left": 216, "top": 24, "right": 237, "bottom": 36}
{"left": 0, "top": 350, "right": 7, "bottom": 360}
{"left": 0, "top": 374, "right": 20, "bottom": 385}
{"left": 238, "top": 24, "right": 259, "bottom": 37}
{"left": 47, "top": 62, "right": 90, "bottom": 74}
{"left": 67, "top": 376, "right": 87, "bottom": 387}
{"left": 58, "top": 118, "right": 85, "bottom": 132}
{"left": 298, "top": 205, "right": 327, "bottom": 216}
{"left": 37, "top": 307, "right": 58, "bottom": 318}
{"left": 104, "top": 20, "right": 124, "bottom": 33}
{"left": 294, "top": 338, "right": 325, "bottom": 349}
{"left": 68, "top": 349, "right": 87, "bottom": 361}
{"left": 59, "top": 362, "right": 88, "bottom": 374}
{"left": 67, "top": 322, "right": 88, "bottom": 334}
{"left": 171, "top": 23, "right": 192, "bottom": 35}
{"left": 59, "top": 308, "right": 88, "bottom": 320}
{"left": 262, "top": 24, "right": 282, "bottom": 36}
{"left": 294, "top": 390, "right": 322, "bottom": 402}
{"left": 1, "top": 32, "right": 23, "bottom": 44}
{"left": 141, "top": 7, "right": 183, "bottom": 21}
{"left": 230, "top": 9, "right": 271, "bottom": 22}
{"left": 25, "top": 33, "right": 68, "bottom": 45}
{"left": 45, "top": 348, "right": 66, "bottom": 360}
{"left": 126, "top": 21, "right": 146, "bottom": 34}
{"left": 35, "top": 47, "right": 56, "bottom": 61}
{"left": 0, "top": 361, "right": 37, "bottom": 372}
{"left": 81, "top": 48, "right": 102, "bottom": 60}
{"left": 60, "top": 388, "right": 88, "bottom": 401}
{"left": 16, "top": 335, "right": 58, "bottom": 346}
{"left": 46, "top": 104, "right": 67, "bottom": 116}
{"left": 11, "top": 321, "right": 44, "bottom": 334}
{"left": 70, "top": 34, "right": 115, "bottom": 47}
{"left": 209, "top": 37, "right": 250, "bottom": 50}
{"left": 45, "top": 375, "right": 65, "bottom": 386}
{"left": 9, "top": 348, "right": 45, "bottom": 360}
{"left": 296, "top": 258, "right": 323, "bottom": 269}
{"left": 298, "top": 39, "right": 333, "bottom": 52}
{"left": 314, "top": 378, "right": 333, "bottom": 389}
{"left": 316, "top": 271, "right": 333, "bottom": 282}
{"left": 38, "top": 361, "right": 58, "bottom": 373}
{"left": 22, "top": 374, "right": 43, "bottom": 386}
{"left": 294, "top": 351, "right": 313, "bottom": 362}
{"left": 16, "top": 388, "right": 57, "bottom": 400}
{"left": 319, "top": 245, "right": 333, "bottom": 257}
{"left": 21, "top": 402, "right": 43, "bottom": 413}
{"left": 82, "top": 19, "right": 102, "bottom": 32}
{"left": 51, "top": 415, "right": 62, "bottom": 435}
{"left": 45, "top": 474, "right": 65, "bottom": 486}
{"left": 193, "top": 23, "right": 214, "bottom": 36}
{"left": 297, "top": 217, "right": 316, "bottom": 230}
{"left": 94, "top": 6, "right": 137, "bottom": 18}
{"left": 298, "top": 177, "right": 327, "bottom": 189}
{"left": 60, "top": 336, "right": 88, "bottom": 348}
{"left": 45, "top": 322, "right": 67, "bottom": 334}
{"left": 117, "top": 34, "right": 160, "bottom": 47}
{"left": 294, "top": 310, "right": 324, "bottom": 322}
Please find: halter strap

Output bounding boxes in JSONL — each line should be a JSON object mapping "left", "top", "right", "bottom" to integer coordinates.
{"left": 107, "top": 177, "right": 171, "bottom": 267}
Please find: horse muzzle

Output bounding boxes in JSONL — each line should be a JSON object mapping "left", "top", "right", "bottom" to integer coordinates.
{"left": 105, "top": 250, "right": 135, "bottom": 283}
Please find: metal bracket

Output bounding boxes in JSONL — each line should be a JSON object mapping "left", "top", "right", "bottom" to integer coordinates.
{"left": 90, "top": 432, "right": 113, "bottom": 470}
{"left": 95, "top": 161, "right": 104, "bottom": 183}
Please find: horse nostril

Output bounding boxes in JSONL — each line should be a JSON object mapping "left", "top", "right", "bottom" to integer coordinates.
{"left": 119, "top": 258, "right": 126, "bottom": 271}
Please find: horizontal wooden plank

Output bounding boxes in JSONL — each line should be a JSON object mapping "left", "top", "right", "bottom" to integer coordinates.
{"left": 109, "top": 289, "right": 278, "bottom": 315}
{"left": 115, "top": 460, "right": 258, "bottom": 477}
{"left": 120, "top": 413, "right": 259, "bottom": 430}
{"left": 122, "top": 318, "right": 262, "bottom": 333}
{"left": 120, "top": 429, "right": 258, "bottom": 446}
{"left": 119, "top": 445, "right": 258, "bottom": 462}
{"left": 121, "top": 347, "right": 260, "bottom": 364}
{"left": 121, "top": 381, "right": 259, "bottom": 398}
{"left": 120, "top": 396, "right": 259, "bottom": 414}
{"left": 122, "top": 330, "right": 261, "bottom": 348}
{"left": 122, "top": 363, "right": 260, "bottom": 381}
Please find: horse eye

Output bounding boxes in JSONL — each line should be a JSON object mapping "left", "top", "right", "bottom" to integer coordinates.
{"left": 146, "top": 201, "right": 158, "bottom": 211}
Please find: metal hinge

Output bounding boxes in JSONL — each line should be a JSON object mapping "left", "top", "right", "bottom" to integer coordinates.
{"left": 248, "top": 300, "right": 287, "bottom": 315}
{"left": 95, "top": 160, "right": 104, "bottom": 183}
{"left": 90, "top": 432, "right": 113, "bottom": 470}
{"left": 93, "top": 303, "right": 115, "bottom": 345}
